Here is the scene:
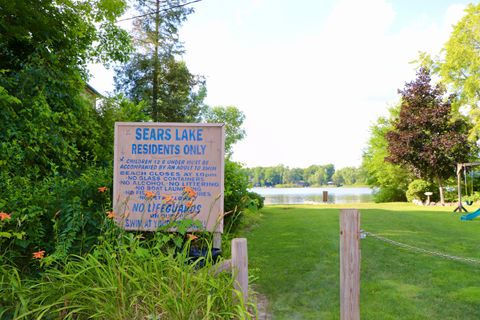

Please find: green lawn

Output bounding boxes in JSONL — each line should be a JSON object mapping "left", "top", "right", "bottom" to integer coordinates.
{"left": 241, "top": 203, "right": 480, "bottom": 319}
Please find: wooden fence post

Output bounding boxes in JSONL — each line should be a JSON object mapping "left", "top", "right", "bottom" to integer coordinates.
{"left": 213, "top": 232, "right": 222, "bottom": 249}
{"left": 340, "top": 209, "right": 360, "bottom": 320}
{"left": 232, "top": 238, "right": 248, "bottom": 303}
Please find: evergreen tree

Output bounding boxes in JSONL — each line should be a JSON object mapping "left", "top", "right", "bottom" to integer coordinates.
{"left": 115, "top": 0, "right": 206, "bottom": 122}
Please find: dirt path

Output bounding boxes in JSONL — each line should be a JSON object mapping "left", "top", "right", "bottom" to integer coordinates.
{"left": 254, "top": 291, "right": 272, "bottom": 320}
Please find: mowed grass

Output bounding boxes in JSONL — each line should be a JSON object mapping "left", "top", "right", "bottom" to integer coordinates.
{"left": 241, "top": 203, "right": 480, "bottom": 319}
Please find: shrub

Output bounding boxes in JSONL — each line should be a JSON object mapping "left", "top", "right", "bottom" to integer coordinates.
{"left": 247, "top": 191, "right": 264, "bottom": 210}
{"left": 406, "top": 179, "right": 435, "bottom": 203}
{"left": 373, "top": 186, "right": 407, "bottom": 203}
{"left": 223, "top": 160, "right": 250, "bottom": 231}
{"left": 0, "top": 166, "right": 113, "bottom": 273}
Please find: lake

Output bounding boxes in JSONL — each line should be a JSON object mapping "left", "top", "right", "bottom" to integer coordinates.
{"left": 250, "top": 187, "right": 374, "bottom": 205}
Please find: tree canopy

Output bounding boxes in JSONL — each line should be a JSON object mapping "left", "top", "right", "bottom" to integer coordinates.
{"left": 0, "top": 0, "right": 132, "bottom": 178}
{"left": 244, "top": 164, "right": 365, "bottom": 187}
{"left": 361, "top": 105, "right": 410, "bottom": 202}
{"left": 440, "top": 4, "right": 480, "bottom": 107}
{"left": 202, "top": 106, "right": 246, "bottom": 156}
{"left": 114, "top": 0, "right": 206, "bottom": 122}
{"left": 439, "top": 4, "right": 480, "bottom": 140}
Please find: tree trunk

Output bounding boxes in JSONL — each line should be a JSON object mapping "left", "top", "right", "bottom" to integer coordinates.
{"left": 436, "top": 176, "right": 445, "bottom": 205}
{"left": 152, "top": 0, "right": 160, "bottom": 122}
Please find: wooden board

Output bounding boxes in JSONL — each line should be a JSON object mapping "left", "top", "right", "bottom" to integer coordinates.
{"left": 340, "top": 209, "right": 360, "bottom": 320}
{"left": 113, "top": 122, "right": 225, "bottom": 232}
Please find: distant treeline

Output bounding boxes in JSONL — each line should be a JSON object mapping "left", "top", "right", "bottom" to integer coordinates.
{"left": 243, "top": 164, "right": 367, "bottom": 187}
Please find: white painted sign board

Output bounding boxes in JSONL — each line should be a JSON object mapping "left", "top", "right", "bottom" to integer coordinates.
{"left": 113, "top": 122, "right": 225, "bottom": 232}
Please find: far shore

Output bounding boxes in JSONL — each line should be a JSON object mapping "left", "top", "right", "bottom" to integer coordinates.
{"left": 252, "top": 184, "right": 370, "bottom": 189}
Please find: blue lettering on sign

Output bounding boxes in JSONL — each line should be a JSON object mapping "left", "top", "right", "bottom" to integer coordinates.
{"left": 135, "top": 128, "right": 172, "bottom": 141}
{"left": 183, "top": 144, "right": 206, "bottom": 155}
{"left": 132, "top": 144, "right": 181, "bottom": 155}
{"left": 132, "top": 203, "right": 145, "bottom": 212}
{"left": 125, "top": 219, "right": 142, "bottom": 228}
{"left": 175, "top": 128, "right": 203, "bottom": 141}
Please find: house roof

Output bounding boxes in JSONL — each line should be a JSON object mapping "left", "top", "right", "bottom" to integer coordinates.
{"left": 85, "top": 83, "right": 103, "bottom": 98}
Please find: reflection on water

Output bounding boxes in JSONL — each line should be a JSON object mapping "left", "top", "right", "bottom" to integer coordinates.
{"left": 250, "top": 187, "right": 373, "bottom": 205}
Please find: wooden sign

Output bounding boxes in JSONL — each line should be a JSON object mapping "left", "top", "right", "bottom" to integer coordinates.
{"left": 113, "top": 122, "right": 225, "bottom": 232}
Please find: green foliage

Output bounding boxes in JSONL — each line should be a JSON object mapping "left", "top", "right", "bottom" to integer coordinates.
{"left": 224, "top": 160, "right": 251, "bottom": 231}
{"left": 114, "top": 0, "right": 206, "bottom": 122}
{"left": 115, "top": 55, "right": 206, "bottom": 122}
{"left": 1, "top": 86, "right": 100, "bottom": 178}
{"left": 96, "top": 94, "right": 150, "bottom": 161}
{"left": 245, "top": 164, "right": 344, "bottom": 187}
{"left": 386, "top": 68, "right": 474, "bottom": 203}
{"left": 464, "top": 191, "right": 480, "bottom": 204}
{"left": 440, "top": 4, "right": 480, "bottom": 138}
{"left": 406, "top": 179, "right": 435, "bottom": 203}
{"left": 0, "top": 166, "right": 113, "bottom": 272}
{"left": 1, "top": 232, "right": 255, "bottom": 319}
{"left": 372, "top": 187, "right": 406, "bottom": 203}
{"left": 283, "top": 167, "right": 305, "bottom": 185}
{"left": 202, "top": 105, "right": 246, "bottom": 156}
{"left": 0, "top": 0, "right": 132, "bottom": 179}
{"left": 247, "top": 191, "right": 265, "bottom": 210}
{"left": 304, "top": 164, "right": 334, "bottom": 186}
{"left": 362, "top": 104, "right": 411, "bottom": 202}
{"left": 0, "top": 2, "right": 256, "bottom": 317}
{"left": 332, "top": 166, "right": 366, "bottom": 185}
{"left": 0, "top": 0, "right": 131, "bottom": 74}
{"left": 221, "top": 159, "right": 263, "bottom": 233}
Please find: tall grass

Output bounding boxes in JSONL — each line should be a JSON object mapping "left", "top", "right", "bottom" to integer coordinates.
{"left": 1, "top": 232, "right": 256, "bottom": 319}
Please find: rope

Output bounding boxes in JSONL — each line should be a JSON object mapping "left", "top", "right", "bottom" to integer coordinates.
{"left": 362, "top": 230, "right": 480, "bottom": 265}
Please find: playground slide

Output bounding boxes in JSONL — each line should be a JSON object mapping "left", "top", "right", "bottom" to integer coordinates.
{"left": 461, "top": 208, "right": 480, "bottom": 221}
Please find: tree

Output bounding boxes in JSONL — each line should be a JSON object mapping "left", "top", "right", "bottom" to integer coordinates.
{"left": 115, "top": 0, "right": 206, "bottom": 122}
{"left": 332, "top": 167, "right": 362, "bottom": 186}
{"left": 247, "top": 167, "right": 266, "bottom": 186}
{"left": 303, "top": 164, "right": 334, "bottom": 186}
{"left": 202, "top": 106, "right": 246, "bottom": 156}
{"left": 284, "top": 167, "right": 304, "bottom": 185}
{"left": 440, "top": 4, "right": 480, "bottom": 139}
{"left": 264, "top": 166, "right": 284, "bottom": 186}
{"left": 361, "top": 106, "right": 410, "bottom": 202}
{"left": 0, "top": 0, "right": 132, "bottom": 178}
{"left": 0, "top": 0, "right": 133, "bottom": 269}
{"left": 385, "top": 67, "right": 474, "bottom": 204}
{"left": 415, "top": 5, "right": 480, "bottom": 141}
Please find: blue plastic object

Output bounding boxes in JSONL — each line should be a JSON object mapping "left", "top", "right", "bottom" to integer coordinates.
{"left": 189, "top": 247, "right": 222, "bottom": 268}
{"left": 461, "top": 208, "right": 480, "bottom": 221}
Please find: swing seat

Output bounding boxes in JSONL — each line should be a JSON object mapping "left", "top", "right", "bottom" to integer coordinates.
{"left": 466, "top": 200, "right": 474, "bottom": 206}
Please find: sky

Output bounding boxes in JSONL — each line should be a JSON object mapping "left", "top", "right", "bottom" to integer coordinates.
{"left": 89, "top": 0, "right": 472, "bottom": 169}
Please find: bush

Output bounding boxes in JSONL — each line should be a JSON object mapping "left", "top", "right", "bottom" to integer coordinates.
{"left": 406, "top": 179, "right": 435, "bottom": 203}
{"left": 247, "top": 191, "right": 264, "bottom": 210}
{"left": 0, "top": 166, "right": 113, "bottom": 273}
{"left": 223, "top": 160, "right": 250, "bottom": 232}
{"left": 373, "top": 186, "right": 407, "bottom": 203}
{"left": 463, "top": 191, "right": 480, "bottom": 204}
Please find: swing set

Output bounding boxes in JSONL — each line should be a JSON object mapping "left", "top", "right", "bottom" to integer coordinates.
{"left": 454, "top": 162, "right": 480, "bottom": 213}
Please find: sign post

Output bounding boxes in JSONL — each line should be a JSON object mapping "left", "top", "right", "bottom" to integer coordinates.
{"left": 113, "top": 122, "right": 225, "bottom": 234}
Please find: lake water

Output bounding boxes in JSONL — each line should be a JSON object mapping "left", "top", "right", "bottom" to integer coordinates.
{"left": 250, "top": 187, "right": 374, "bottom": 205}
